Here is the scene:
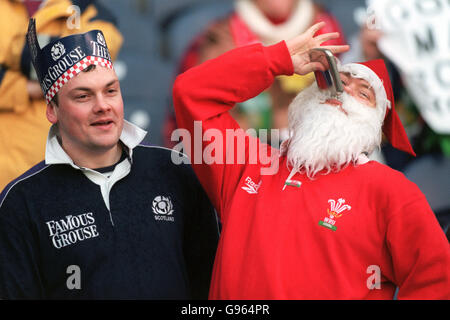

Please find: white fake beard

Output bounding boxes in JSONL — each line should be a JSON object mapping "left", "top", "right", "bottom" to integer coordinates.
{"left": 286, "top": 83, "right": 384, "bottom": 179}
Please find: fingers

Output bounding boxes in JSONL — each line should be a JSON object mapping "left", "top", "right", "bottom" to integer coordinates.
{"left": 320, "top": 44, "right": 350, "bottom": 55}
{"left": 309, "top": 50, "right": 330, "bottom": 68}
{"left": 309, "top": 27, "right": 348, "bottom": 54}
{"left": 301, "top": 61, "right": 327, "bottom": 74}
{"left": 314, "top": 32, "right": 340, "bottom": 44}
{"left": 307, "top": 21, "right": 326, "bottom": 36}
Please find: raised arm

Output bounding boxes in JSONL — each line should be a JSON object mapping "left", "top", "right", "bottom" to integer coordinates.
{"left": 173, "top": 22, "right": 348, "bottom": 219}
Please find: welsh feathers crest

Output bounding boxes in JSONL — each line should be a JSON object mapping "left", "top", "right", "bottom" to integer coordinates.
{"left": 327, "top": 198, "right": 351, "bottom": 218}
{"left": 51, "top": 42, "right": 65, "bottom": 61}
{"left": 319, "top": 198, "right": 352, "bottom": 231}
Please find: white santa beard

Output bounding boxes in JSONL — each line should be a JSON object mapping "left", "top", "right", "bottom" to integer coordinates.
{"left": 286, "top": 84, "right": 384, "bottom": 179}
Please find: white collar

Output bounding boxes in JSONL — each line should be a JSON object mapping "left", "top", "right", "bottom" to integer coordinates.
{"left": 45, "top": 120, "right": 147, "bottom": 167}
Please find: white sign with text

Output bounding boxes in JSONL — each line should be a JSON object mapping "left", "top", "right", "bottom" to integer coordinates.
{"left": 368, "top": 0, "right": 450, "bottom": 134}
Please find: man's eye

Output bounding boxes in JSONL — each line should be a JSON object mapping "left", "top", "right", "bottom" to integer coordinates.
{"left": 76, "top": 95, "right": 88, "bottom": 100}
{"left": 107, "top": 88, "right": 118, "bottom": 95}
{"left": 360, "top": 92, "right": 369, "bottom": 99}
{"left": 341, "top": 80, "right": 347, "bottom": 85}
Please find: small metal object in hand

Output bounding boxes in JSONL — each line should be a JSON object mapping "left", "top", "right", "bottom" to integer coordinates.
{"left": 310, "top": 48, "right": 343, "bottom": 98}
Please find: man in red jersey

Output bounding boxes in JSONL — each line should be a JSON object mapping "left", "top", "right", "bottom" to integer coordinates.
{"left": 173, "top": 22, "right": 450, "bottom": 299}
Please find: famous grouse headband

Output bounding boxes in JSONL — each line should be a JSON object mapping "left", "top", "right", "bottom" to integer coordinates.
{"left": 26, "top": 18, "right": 114, "bottom": 104}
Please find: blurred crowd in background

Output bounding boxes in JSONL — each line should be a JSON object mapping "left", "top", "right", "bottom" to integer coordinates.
{"left": 0, "top": 0, "right": 449, "bottom": 238}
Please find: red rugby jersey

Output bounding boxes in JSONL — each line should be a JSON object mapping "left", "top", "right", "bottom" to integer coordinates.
{"left": 173, "top": 42, "right": 450, "bottom": 299}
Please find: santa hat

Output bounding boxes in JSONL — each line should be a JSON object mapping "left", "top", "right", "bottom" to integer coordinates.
{"left": 338, "top": 59, "right": 416, "bottom": 156}
{"left": 26, "top": 18, "right": 114, "bottom": 104}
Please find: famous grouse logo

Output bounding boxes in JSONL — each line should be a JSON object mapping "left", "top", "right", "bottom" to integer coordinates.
{"left": 318, "top": 198, "right": 352, "bottom": 231}
{"left": 51, "top": 42, "right": 66, "bottom": 61}
{"left": 45, "top": 212, "right": 99, "bottom": 249}
{"left": 97, "top": 32, "right": 106, "bottom": 46}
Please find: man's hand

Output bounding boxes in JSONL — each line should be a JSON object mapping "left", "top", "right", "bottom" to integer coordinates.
{"left": 286, "top": 22, "right": 350, "bottom": 75}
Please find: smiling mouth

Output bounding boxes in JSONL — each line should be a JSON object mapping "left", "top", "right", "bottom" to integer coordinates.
{"left": 91, "top": 120, "right": 113, "bottom": 126}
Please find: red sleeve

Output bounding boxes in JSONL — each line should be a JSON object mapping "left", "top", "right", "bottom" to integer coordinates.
{"left": 386, "top": 192, "right": 450, "bottom": 299}
{"left": 172, "top": 41, "right": 293, "bottom": 220}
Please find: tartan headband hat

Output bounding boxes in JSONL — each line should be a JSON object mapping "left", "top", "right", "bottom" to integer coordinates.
{"left": 26, "top": 18, "right": 114, "bottom": 104}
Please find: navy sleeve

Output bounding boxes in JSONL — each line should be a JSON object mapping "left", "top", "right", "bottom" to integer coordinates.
{"left": 182, "top": 166, "right": 219, "bottom": 299}
{"left": 0, "top": 189, "right": 45, "bottom": 299}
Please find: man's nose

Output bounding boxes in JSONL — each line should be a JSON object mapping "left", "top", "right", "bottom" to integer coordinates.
{"left": 343, "top": 84, "right": 353, "bottom": 95}
{"left": 92, "top": 95, "right": 111, "bottom": 112}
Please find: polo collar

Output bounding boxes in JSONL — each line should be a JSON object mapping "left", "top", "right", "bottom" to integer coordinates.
{"left": 45, "top": 120, "right": 147, "bottom": 167}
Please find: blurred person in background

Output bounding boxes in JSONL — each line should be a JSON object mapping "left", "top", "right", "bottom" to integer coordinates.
{"left": 163, "top": 0, "right": 346, "bottom": 148}
{"left": 0, "top": 0, "right": 123, "bottom": 190}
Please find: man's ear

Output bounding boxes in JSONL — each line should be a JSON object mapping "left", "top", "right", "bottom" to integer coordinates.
{"left": 46, "top": 101, "right": 58, "bottom": 124}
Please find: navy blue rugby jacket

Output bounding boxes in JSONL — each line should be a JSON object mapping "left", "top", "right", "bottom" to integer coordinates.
{"left": 0, "top": 122, "right": 219, "bottom": 299}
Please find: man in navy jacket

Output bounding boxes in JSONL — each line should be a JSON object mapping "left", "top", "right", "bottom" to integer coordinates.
{"left": 0, "top": 20, "right": 218, "bottom": 299}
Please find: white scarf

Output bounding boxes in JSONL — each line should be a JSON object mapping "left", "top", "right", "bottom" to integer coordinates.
{"left": 235, "top": 0, "right": 314, "bottom": 45}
